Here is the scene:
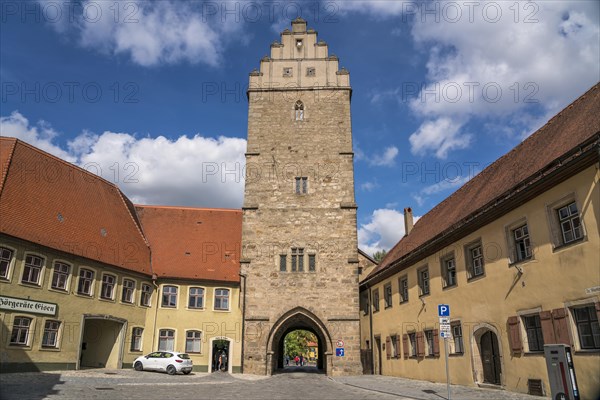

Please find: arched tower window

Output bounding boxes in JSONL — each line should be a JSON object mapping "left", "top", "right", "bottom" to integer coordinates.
{"left": 295, "top": 100, "right": 304, "bottom": 121}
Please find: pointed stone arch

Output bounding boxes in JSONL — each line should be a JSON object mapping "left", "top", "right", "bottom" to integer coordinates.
{"left": 266, "top": 307, "right": 332, "bottom": 374}
{"left": 294, "top": 100, "right": 304, "bottom": 121}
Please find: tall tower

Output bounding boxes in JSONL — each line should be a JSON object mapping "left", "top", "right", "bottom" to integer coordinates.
{"left": 241, "top": 18, "right": 361, "bottom": 376}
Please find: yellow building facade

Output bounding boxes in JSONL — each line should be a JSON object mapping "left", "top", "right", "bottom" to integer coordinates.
{"left": 360, "top": 84, "right": 600, "bottom": 397}
{"left": 0, "top": 138, "right": 243, "bottom": 373}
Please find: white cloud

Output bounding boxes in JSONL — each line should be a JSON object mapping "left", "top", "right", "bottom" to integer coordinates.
{"left": 358, "top": 208, "right": 414, "bottom": 256}
{"left": 0, "top": 111, "right": 75, "bottom": 162}
{"left": 420, "top": 175, "right": 469, "bottom": 196}
{"left": 370, "top": 146, "right": 399, "bottom": 167}
{"left": 1, "top": 111, "right": 246, "bottom": 208}
{"left": 41, "top": 0, "right": 242, "bottom": 67}
{"left": 409, "top": 117, "right": 470, "bottom": 159}
{"left": 360, "top": 181, "right": 379, "bottom": 192}
{"left": 344, "top": 1, "right": 600, "bottom": 159}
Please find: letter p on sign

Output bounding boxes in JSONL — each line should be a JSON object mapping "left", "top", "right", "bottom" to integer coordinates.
{"left": 438, "top": 304, "right": 450, "bottom": 317}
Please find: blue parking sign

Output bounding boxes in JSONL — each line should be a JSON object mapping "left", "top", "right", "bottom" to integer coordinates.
{"left": 336, "top": 348, "right": 345, "bottom": 357}
{"left": 438, "top": 304, "right": 450, "bottom": 317}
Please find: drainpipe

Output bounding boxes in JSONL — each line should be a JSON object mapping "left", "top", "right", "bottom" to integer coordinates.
{"left": 368, "top": 285, "right": 374, "bottom": 374}
{"left": 151, "top": 273, "right": 159, "bottom": 351}
{"left": 239, "top": 272, "right": 247, "bottom": 374}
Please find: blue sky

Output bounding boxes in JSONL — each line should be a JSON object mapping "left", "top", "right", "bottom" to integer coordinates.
{"left": 1, "top": 0, "right": 599, "bottom": 256}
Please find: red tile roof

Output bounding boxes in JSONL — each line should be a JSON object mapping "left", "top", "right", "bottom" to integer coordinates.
{"left": 135, "top": 205, "right": 242, "bottom": 283}
{"left": 366, "top": 83, "right": 600, "bottom": 282}
{"left": 0, "top": 137, "right": 152, "bottom": 274}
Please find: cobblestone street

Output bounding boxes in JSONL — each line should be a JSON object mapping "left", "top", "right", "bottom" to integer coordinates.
{"left": 0, "top": 368, "right": 545, "bottom": 400}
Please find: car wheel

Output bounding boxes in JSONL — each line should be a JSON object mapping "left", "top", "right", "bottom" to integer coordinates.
{"left": 134, "top": 361, "right": 143, "bottom": 371}
{"left": 166, "top": 365, "right": 177, "bottom": 375}
{"left": 183, "top": 370, "right": 191, "bottom": 375}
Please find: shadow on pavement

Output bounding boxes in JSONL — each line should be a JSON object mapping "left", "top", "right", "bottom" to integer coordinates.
{"left": 275, "top": 365, "right": 323, "bottom": 374}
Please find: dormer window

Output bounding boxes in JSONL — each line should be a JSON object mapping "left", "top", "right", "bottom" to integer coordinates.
{"left": 295, "top": 100, "right": 304, "bottom": 121}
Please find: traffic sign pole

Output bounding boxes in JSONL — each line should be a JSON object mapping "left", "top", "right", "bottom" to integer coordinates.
{"left": 445, "top": 337, "right": 451, "bottom": 400}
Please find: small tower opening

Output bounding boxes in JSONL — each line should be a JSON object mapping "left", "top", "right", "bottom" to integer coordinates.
{"left": 295, "top": 100, "right": 304, "bottom": 121}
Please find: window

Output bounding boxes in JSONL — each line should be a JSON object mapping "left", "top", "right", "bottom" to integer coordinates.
{"left": 372, "top": 289, "right": 380, "bottom": 313}
{"left": 121, "top": 279, "right": 135, "bottom": 303}
{"left": 186, "top": 331, "right": 201, "bottom": 353}
{"left": 10, "top": 317, "right": 31, "bottom": 346}
{"left": 295, "top": 177, "right": 308, "bottom": 194}
{"left": 214, "top": 288, "right": 230, "bottom": 310}
{"left": 42, "top": 320, "right": 60, "bottom": 348}
{"left": 279, "top": 255, "right": 287, "bottom": 272}
{"left": 188, "top": 287, "right": 204, "bottom": 309}
{"left": 141, "top": 283, "right": 152, "bottom": 307}
{"left": 51, "top": 261, "right": 70, "bottom": 291}
{"left": 523, "top": 315, "right": 544, "bottom": 352}
{"left": 425, "top": 330, "right": 435, "bottom": 356}
{"left": 409, "top": 333, "right": 417, "bottom": 357}
{"left": 441, "top": 257, "right": 457, "bottom": 288}
{"left": 308, "top": 254, "right": 316, "bottom": 272}
{"left": 100, "top": 274, "right": 116, "bottom": 300}
{"left": 558, "top": 202, "right": 583, "bottom": 244}
{"left": 77, "top": 268, "right": 94, "bottom": 296}
{"left": 418, "top": 267, "right": 429, "bottom": 296}
{"left": 513, "top": 224, "right": 532, "bottom": 262}
{"left": 399, "top": 276, "right": 408, "bottom": 303}
{"left": 390, "top": 335, "right": 399, "bottom": 358}
{"left": 384, "top": 283, "right": 392, "bottom": 309}
{"left": 291, "top": 248, "right": 304, "bottom": 272}
{"left": 360, "top": 291, "right": 369, "bottom": 315}
{"left": 306, "top": 67, "right": 315, "bottom": 77}
{"left": 283, "top": 67, "right": 293, "bottom": 77}
{"left": 452, "top": 323, "right": 464, "bottom": 354}
{"left": 0, "top": 246, "right": 14, "bottom": 279}
{"left": 295, "top": 100, "right": 304, "bottom": 120}
{"left": 466, "top": 242, "right": 484, "bottom": 278}
{"left": 21, "top": 254, "right": 43, "bottom": 285}
{"left": 162, "top": 286, "right": 178, "bottom": 308}
{"left": 130, "top": 327, "right": 143, "bottom": 351}
{"left": 573, "top": 305, "right": 600, "bottom": 350}
{"left": 158, "top": 329, "right": 175, "bottom": 351}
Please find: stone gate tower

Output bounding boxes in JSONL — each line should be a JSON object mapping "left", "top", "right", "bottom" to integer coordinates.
{"left": 240, "top": 18, "right": 361, "bottom": 376}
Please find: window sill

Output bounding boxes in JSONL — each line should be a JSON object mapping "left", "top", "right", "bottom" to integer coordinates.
{"left": 160, "top": 306, "right": 177, "bottom": 309}
{"left": 186, "top": 307, "right": 206, "bottom": 312}
{"left": 19, "top": 281, "right": 42, "bottom": 288}
{"left": 99, "top": 297, "right": 116, "bottom": 303}
{"left": 449, "top": 352, "right": 463, "bottom": 357}
{"left": 552, "top": 237, "right": 586, "bottom": 253}
{"left": 384, "top": 305, "right": 393, "bottom": 310}
{"left": 419, "top": 293, "right": 430, "bottom": 298}
{"left": 574, "top": 349, "right": 600, "bottom": 354}
{"left": 508, "top": 257, "right": 535, "bottom": 268}
{"left": 467, "top": 273, "right": 485, "bottom": 283}
{"left": 523, "top": 351, "right": 544, "bottom": 356}
{"left": 40, "top": 346, "right": 61, "bottom": 352}
{"left": 213, "top": 309, "right": 231, "bottom": 313}
{"left": 442, "top": 284, "right": 458, "bottom": 291}
{"left": 48, "top": 287, "right": 69, "bottom": 295}
{"left": 399, "top": 301, "right": 408, "bottom": 305}
{"left": 120, "top": 301, "right": 135, "bottom": 307}
{"left": 75, "top": 292, "right": 93, "bottom": 299}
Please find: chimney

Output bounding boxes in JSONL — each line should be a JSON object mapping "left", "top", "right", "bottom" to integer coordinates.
{"left": 404, "top": 207, "right": 414, "bottom": 236}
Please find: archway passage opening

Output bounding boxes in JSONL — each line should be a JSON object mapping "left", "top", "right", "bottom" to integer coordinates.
{"left": 282, "top": 330, "right": 319, "bottom": 372}
{"left": 270, "top": 310, "right": 329, "bottom": 374}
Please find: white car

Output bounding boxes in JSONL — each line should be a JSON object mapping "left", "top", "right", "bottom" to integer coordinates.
{"left": 133, "top": 351, "right": 193, "bottom": 375}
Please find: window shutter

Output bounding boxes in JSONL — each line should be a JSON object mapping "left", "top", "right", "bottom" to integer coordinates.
{"left": 416, "top": 331, "right": 425, "bottom": 357}
{"left": 507, "top": 316, "right": 523, "bottom": 354}
{"left": 595, "top": 302, "right": 600, "bottom": 322}
{"left": 385, "top": 336, "right": 391, "bottom": 359}
{"left": 433, "top": 329, "right": 440, "bottom": 357}
{"left": 539, "top": 311, "right": 556, "bottom": 344}
{"left": 402, "top": 334, "right": 409, "bottom": 360}
{"left": 395, "top": 335, "right": 402, "bottom": 359}
{"left": 552, "top": 308, "right": 572, "bottom": 346}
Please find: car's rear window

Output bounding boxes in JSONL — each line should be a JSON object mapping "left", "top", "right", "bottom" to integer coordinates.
{"left": 179, "top": 353, "right": 190, "bottom": 359}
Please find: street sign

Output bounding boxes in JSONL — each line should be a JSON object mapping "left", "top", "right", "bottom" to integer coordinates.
{"left": 439, "top": 317, "right": 450, "bottom": 324}
{"left": 441, "top": 331, "right": 452, "bottom": 339}
{"left": 336, "top": 348, "right": 345, "bottom": 357}
{"left": 438, "top": 304, "right": 450, "bottom": 317}
{"left": 336, "top": 339, "right": 345, "bottom": 348}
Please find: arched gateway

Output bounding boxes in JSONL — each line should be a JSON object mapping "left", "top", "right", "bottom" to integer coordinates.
{"left": 267, "top": 308, "right": 331, "bottom": 374}
{"left": 240, "top": 18, "right": 361, "bottom": 376}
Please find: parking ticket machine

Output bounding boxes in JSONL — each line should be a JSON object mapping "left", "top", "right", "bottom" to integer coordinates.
{"left": 544, "top": 344, "right": 580, "bottom": 400}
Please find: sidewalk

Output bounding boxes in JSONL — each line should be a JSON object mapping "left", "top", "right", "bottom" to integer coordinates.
{"left": 332, "top": 375, "right": 546, "bottom": 400}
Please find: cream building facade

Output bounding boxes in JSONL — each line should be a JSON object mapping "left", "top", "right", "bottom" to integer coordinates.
{"left": 360, "top": 84, "right": 600, "bottom": 398}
